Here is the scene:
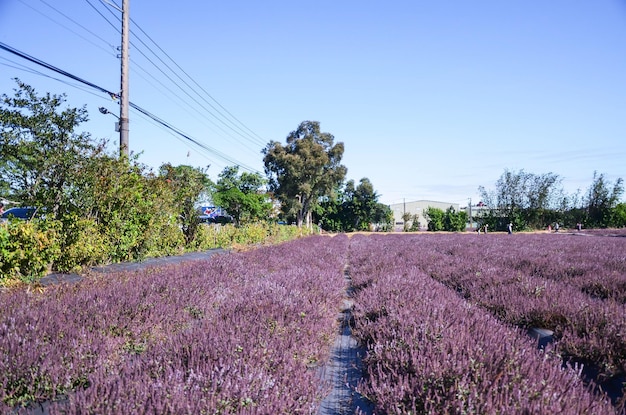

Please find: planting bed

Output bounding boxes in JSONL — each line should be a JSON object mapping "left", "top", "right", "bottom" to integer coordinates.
{"left": 1, "top": 232, "right": 624, "bottom": 414}
{"left": 347, "top": 233, "right": 622, "bottom": 414}
{"left": 1, "top": 236, "right": 349, "bottom": 413}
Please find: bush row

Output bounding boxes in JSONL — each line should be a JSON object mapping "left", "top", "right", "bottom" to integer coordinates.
{"left": 0, "top": 220, "right": 310, "bottom": 285}
{"left": 0, "top": 235, "right": 348, "bottom": 413}
{"left": 347, "top": 234, "right": 618, "bottom": 414}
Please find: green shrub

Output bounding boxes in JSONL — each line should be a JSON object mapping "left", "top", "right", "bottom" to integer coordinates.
{"left": 0, "top": 220, "right": 61, "bottom": 283}
{"left": 214, "top": 224, "right": 238, "bottom": 248}
{"left": 234, "top": 223, "right": 267, "bottom": 244}
{"left": 149, "top": 216, "right": 186, "bottom": 257}
{"left": 267, "top": 223, "right": 305, "bottom": 243}
{"left": 55, "top": 217, "right": 110, "bottom": 273}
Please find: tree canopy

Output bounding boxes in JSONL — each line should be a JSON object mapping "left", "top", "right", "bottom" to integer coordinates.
{"left": 159, "top": 163, "right": 212, "bottom": 244}
{"left": 478, "top": 169, "right": 563, "bottom": 230}
{"left": 263, "top": 121, "right": 347, "bottom": 228}
{"left": 585, "top": 171, "right": 624, "bottom": 228}
{"left": 478, "top": 168, "right": 625, "bottom": 230}
{"left": 211, "top": 165, "right": 271, "bottom": 227}
{"left": 425, "top": 206, "right": 467, "bottom": 232}
{"left": 0, "top": 79, "right": 102, "bottom": 218}
{"left": 316, "top": 178, "right": 393, "bottom": 232}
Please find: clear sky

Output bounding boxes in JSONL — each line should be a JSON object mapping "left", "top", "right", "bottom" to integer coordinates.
{"left": 1, "top": 1, "right": 625, "bottom": 206}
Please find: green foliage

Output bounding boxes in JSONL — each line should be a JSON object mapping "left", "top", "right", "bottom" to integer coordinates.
{"left": 316, "top": 178, "right": 392, "bottom": 232}
{"left": 401, "top": 212, "right": 413, "bottom": 232}
{"left": 77, "top": 155, "right": 168, "bottom": 262}
{"left": 159, "top": 163, "right": 212, "bottom": 244}
{"left": 0, "top": 220, "right": 60, "bottom": 282}
{"left": 192, "top": 222, "right": 310, "bottom": 251}
{"left": 372, "top": 202, "right": 394, "bottom": 232}
{"left": 408, "top": 214, "right": 421, "bottom": 232}
{"left": 233, "top": 222, "right": 269, "bottom": 244}
{"left": 267, "top": 222, "right": 304, "bottom": 242}
{"left": 0, "top": 79, "right": 101, "bottom": 218}
{"left": 211, "top": 166, "right": 271, "bottom": 227}
{"left": 479, "top": 169, "right": 626, "bottom": 230}
{"left": 584, "top": 171, "right": 624, "bottom": 228}
{"left": 425, "top": 206, "right": 467, "bottom": 232}
{"left": 0, "top": 82, "right": 321, "bottom": 284}
{"left": 478, "top": 169, "right": 563, "bottom": 230}
{"left": 54, "top": 216, "right": 109, "bottom": 273}
{"left": 263, "top": 121, "right": 347, "bottom": 228}
{"left": 444, "top": 206, "right": 467, "bottom": 232}
{"left": 613, "top": 203, "right": 626, "bottom": 228}
{"left": 425, "top": 207, "right": 445, "bottom": 231}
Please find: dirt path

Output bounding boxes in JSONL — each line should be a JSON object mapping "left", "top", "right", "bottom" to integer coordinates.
{"left": 318, "top": 265, "right": 373, "bottom": 415}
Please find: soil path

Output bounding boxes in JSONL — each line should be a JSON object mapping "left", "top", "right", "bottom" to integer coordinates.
{"left": 318, "top": 265, "right": 373, "bottom": 415}
{"left": 38, "top": 248, "right": 226, "bottom": 286}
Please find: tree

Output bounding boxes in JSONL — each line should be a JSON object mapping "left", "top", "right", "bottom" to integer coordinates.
{"left": 425, "top": 207, "right": 445, "bottom": 231}
{"left": 613, "top": 203, "right": 626, "bottom": 228}
{"left": 585, "top": 171, "right": 624, "bottom": 228}
{"left": 0, "top": 79, "right": 101, "bottom": 218}
{"left": 211, "top": 166, "right": 271, "bottom": 226}
{"left": 425, "top": 206, "right": 467, "bottom": 232}
{"left": 159, "top": 163, "right": 212, "bottom": 244}
{"left": 348, "top": 178, "right": 380, "bottom": 231}
{"left": 263, "top": 121, "right": 347, "bottom": 228}
{"left": 443, "top": 206, "right": 468, "bottom": 232}
{"left": 316, "top": 184, "right": 351, "bottom": 232}
{"left": 371, "top": 202, "right": 394, "bottom": 231}
{"left": 315, "top": 177, "right": 391, "bottom": 232}
{"left": 478, "top": 169, "right": 562, "bottom": 230}
{"left": 408, "top": 214, "right": 421, "bottom": 232}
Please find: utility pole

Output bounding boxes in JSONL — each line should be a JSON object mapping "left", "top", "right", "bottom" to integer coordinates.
{"left": 119, "top": 0, "right": 130, "bottom": 157}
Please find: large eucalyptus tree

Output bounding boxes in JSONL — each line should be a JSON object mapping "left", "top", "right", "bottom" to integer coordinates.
{"left": 263, "top": 121, "right": 347, "bottom": 228}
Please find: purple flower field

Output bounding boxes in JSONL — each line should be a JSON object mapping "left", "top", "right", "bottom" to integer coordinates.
{"left": 1, "top": 236, "right": 349, "bottom": 414}
{"left": 348, "top": 233, "right": 624, "bottom": 414}
{"left": 1, "top": 233, "right": 624, "bottom": 414}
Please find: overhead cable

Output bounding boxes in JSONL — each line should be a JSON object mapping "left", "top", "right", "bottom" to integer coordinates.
{"left": 131, "top": 19, "right": 267, "bottom": 147}
{"left": 83, "top": 0, "right": 267, "bottom": 152}
{"left": 0, "top": 41, "right": 262, "bottom": 174}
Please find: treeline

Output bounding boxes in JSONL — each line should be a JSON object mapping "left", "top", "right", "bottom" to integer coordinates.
{"left": 478, "top": 169, "right": 625, "bottom": 231}
{"left": 262, "top": 121, "right": 393, "bottom": 232}
{"left": 0, "top": 81, "right": 393, "bottom": 283}
{"left": 0, "top": 82, "right": 306, "bottom": 283}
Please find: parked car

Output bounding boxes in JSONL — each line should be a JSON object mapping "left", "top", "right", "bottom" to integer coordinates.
{"left": 0, "top": 207, "right": 37, "bottom": 222}
{"left": 197, "top": 206, "right": 232, "bottom": 224}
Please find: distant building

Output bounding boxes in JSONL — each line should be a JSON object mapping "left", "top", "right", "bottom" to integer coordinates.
{"left": 389, "top": 200, "right": 460, "bottom": 231}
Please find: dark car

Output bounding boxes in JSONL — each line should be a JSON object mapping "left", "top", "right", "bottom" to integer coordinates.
{"left": 197, "top": 206, "right": 232, "bottom": 225}
{"left": 0, "top": 207, "right": 37, "bottom": 222}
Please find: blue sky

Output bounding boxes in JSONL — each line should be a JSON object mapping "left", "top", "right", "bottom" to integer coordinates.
{"left": 1, "top": 1, "right": 625, "bottom": 206}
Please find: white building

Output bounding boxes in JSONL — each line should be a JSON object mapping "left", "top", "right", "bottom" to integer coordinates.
{"left": 389, "top": 200, "right": 460, "bottom": 231}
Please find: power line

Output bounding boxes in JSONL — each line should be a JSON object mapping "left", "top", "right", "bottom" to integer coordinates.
{"left": 53, "top": 0, "right": 265, "bottom": 154}
{"left": 125, "top": 29, "right": 267, "bottom": 152}
{"left": 86, "top": 0, "right": 120, "bottom": 32}
{"left": 131, "top": 19, "right": 267, "bottom": 147}
{"left": 4, "top": 2, "right": 268, "bottom": 167}
{"left": 16, "top": 0, "right": 116, "bottom": 57}
{"left": 0, "top": 57, "right": 105, "bottom": 99}
{"left": 81, "top": 0, "right": 267, "bottom": 153}
{"left": 0, "top": 41, "right": 262, "bottom": 174}
{"left": 37, "top": 0, "right": 117, "bottom": 51}
{"left": 0, "top": 41, "right": 114, "bottom": 98}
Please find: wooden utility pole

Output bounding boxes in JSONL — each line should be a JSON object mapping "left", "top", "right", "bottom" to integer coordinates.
{"left": 119, "top": 0, "right": 130, "bottom": 157}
